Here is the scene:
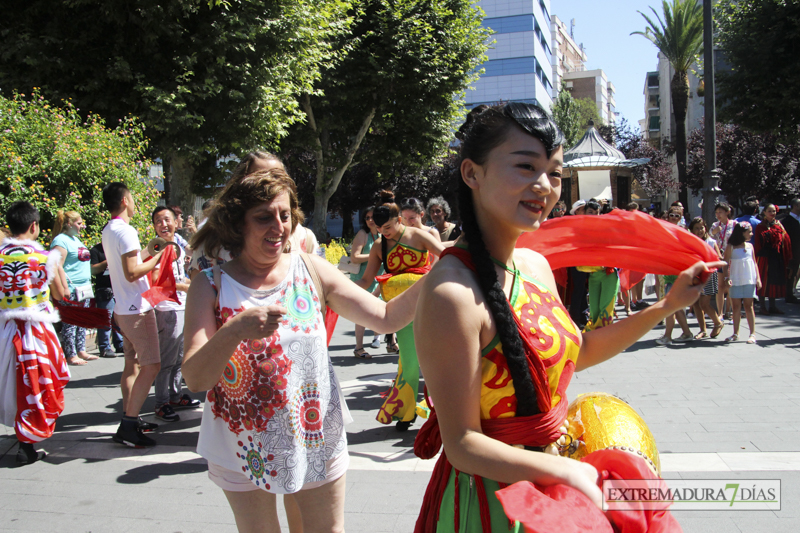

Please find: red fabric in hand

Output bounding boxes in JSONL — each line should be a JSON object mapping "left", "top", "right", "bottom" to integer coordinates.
{"left": 142, "top": 245, "right": 180, "bottom": 307}
{"left": 495, "top": 449, "right": 682, "bottom": 533}
{"left": 517, "top": 210, "right": 717, "bottom": 276}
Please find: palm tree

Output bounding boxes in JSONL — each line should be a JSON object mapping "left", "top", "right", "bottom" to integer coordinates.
{"left": 633, "top": 0, "right": 703, "bottom": 209}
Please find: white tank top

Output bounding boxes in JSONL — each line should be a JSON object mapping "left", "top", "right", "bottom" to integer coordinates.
{"left": 196, "top": 254, "right": 347, "bottom": 493}
{"left": 729, "top": 243, "right": 757, "bottom": 286}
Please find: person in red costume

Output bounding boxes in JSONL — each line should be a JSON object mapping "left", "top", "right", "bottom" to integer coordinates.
{"left": 413, "top": 102, "right": 723, "bottom": 532}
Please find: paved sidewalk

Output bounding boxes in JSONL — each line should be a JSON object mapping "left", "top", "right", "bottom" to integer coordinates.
{"left": 2, "top": 297, "right": 800, "bottom": 532}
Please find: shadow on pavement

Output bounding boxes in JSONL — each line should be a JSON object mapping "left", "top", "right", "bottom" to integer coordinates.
{"left": 62, "top": 368, "right": 121, "bottom": 389}
{"left": 116, "top": 459, "right": 208, "bottom": 484}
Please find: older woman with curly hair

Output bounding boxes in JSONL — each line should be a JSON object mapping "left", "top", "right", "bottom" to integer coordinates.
{"left": 183, "top": 167, "right": 423, "bottom": 533}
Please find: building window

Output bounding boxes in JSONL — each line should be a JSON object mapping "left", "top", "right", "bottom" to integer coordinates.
{"left": 648, "top": 116, "right": 660, "bottom": 131}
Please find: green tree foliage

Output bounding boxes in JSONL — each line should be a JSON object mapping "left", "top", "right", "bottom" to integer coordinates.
{"left": 282, "top": 0, "right": 490, "bottom": 238}
{"left": 716, "top": 0, "right": 800, "bottom": 140}
{"left": 686, "top": 119, "right": 800, "bottom": 209}
{"left": 633, "top": 0, "right": 703, "bottom": 208}
{"left": 0, "top": 91, "right": 161, "bottom": 247}
{"left": 0, "top": 0, "right": 351, "bottom": 208}
{"left": 551, "top": 91, "right": 582, "bottom": 148}
{"left": 551, "top": 91, "right": 602, "bottom": 148}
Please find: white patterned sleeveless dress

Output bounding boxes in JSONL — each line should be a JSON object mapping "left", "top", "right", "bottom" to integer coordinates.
{"left": 196, "top": 254, "right": 348, "bottom": 493}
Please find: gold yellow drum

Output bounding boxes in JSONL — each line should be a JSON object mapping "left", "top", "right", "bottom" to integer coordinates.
{"left": 560, "top": 392, "right": 660, "bottom": 475}
{"left": 379, "top": 272, "right": 424, "bottom": 302}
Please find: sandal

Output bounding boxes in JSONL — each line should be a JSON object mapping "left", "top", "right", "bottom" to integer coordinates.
{"left": 353, "top": 348, "right": 372, "bottom": 359}
{"left": 747, "top": 334, "right": 757, "bottom": 344}
{"left": 78, "top": 352, "right": 99, "bottom": 361}
{"left": 710, "top": 323, "right": 724, "bottom": 338}
{"left": 387, "top": 343, "right": 400, "bottom": 354}
{"left": 724, "top": 334, "right": 738, "bottom": 342}
{"left": 67, "top": 357, "right": 87, "bottom": 366}
{"left": 694, "top": 332, "right": 708, "bottom": 340}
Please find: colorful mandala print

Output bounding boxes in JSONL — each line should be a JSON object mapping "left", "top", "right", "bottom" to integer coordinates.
{"left": 289, "top": 382, "right": 325, "bottom": 449}
{"left": 237, "top": 435, "right": 279, "bottom": 489}
{"left": 209, "top": 335, "right": 292, "bottom": 436}
{"left": 281, "top": 282, "right": 319, "bottom": 334}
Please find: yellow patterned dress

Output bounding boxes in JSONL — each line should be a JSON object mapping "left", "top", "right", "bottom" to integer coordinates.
{"left": 427, "top": 263, "right": 582, "bottom": 532}
{"left": 375, "top": 235, "right": 431, "bottom": 425}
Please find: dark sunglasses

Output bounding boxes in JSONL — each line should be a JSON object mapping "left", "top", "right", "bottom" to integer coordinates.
{"left": 668, "top": 214, "right": 681, "bottom": 218}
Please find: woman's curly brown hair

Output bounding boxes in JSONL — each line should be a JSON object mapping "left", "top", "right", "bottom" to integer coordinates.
{"left": 191, "top": 167, "right": 304, "bottom": 259}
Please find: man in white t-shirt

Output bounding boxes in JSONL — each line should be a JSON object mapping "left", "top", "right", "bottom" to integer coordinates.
{"left": 145, "top": 207, "right": 200, "bottom": 423}
{"left": 101, "top": 182, "right": 163, "bottom": 448}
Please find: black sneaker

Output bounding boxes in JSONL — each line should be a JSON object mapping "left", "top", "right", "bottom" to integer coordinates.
{"left": 169, "top": 394, "right": 201, "bottom": 410}
{"left": 113, "top": 425, "right": 156, "bottom": 448}
{"left": 155, "top": 404, "right": 180, "bottom": 422}
{"left": 16, "top": 442, "right": 46, "bottom": 465}
{"left": 137, "top": 418, "right": 159, "bottom": 433}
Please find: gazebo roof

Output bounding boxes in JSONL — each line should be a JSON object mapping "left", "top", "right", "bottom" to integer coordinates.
{"left": 563, "top": 122, "right": 649, "bottom": 169}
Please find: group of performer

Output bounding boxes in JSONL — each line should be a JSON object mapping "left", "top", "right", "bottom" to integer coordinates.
{"left": 2, "top": 102, "right": 728, "bottom": 532}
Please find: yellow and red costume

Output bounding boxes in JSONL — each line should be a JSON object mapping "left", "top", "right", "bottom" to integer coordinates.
{"left": 0, "top": 239, "right": 70, "bottom": 444}
{"left": 375, "top": 232, "right": 431, "bottom": 425}
{"left": 414, "top": 248, "right": 680, "bottom": 532}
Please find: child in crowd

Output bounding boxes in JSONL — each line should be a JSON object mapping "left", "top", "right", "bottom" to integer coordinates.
{"left": 688, "top": 217, "right": 725, "bottom": 339}
{"left": 724, "top": 222, "right": 761, "bottom": 344}
{"left": 0, "top": 201, "right": 70, "bottom": 464}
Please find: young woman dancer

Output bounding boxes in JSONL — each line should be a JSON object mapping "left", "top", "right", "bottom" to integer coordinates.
{"left": 357, "top": 191, "right": 445, "bottom": 430}
{"left": 413, "top": 102, "right": 721, "bottom": 531}
{"left": 724, "top": 222, "right": 761, "bottom": 344}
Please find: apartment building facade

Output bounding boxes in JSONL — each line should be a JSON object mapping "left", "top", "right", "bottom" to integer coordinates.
{"left": 465, "top": 0, "right": 555, "bottom": 110}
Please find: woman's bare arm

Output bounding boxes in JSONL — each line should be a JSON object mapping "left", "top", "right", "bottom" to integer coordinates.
{"left": 350, "top": 230, "right": 370, "bottom": 264}
{"left": 355, "top": 241, "right": 384, "bottom": 290}
{"left": 578, "top": 261, "right": 724, "bottom": 370}
{"left": 313, "top": 254, "right": 420, "bottom": 334}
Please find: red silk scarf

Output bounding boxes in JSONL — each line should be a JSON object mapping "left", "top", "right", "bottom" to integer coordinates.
{"left": 517, "top": 210, "right": 718, "bottom": 276}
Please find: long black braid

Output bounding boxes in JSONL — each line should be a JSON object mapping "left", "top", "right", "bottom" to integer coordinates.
{"left": 456, "top": 103, "right": 564, "bottom": 417}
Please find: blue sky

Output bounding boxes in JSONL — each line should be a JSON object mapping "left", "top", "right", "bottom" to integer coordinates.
{"left": 552, "top": 0, "right": 665, "bottom": 132}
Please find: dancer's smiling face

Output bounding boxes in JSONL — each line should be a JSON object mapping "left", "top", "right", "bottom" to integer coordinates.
{"left": 462, "top": 125, "right": 563, "bottom": 234}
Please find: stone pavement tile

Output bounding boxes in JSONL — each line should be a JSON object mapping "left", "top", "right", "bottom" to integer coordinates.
{"left": 394, "top": 511, "right": 421, "bottom": 532}
{"left": 701, "top": 422, "right": 787, "bottom": 433}
{"left": 343, "top": 512, "right": 399, "bottom": 532}
{"left": 668, "top": 515, "right": 745, "bottom": 533}
{"left": 0, "top": 510, "right": 130, "bottom": 533}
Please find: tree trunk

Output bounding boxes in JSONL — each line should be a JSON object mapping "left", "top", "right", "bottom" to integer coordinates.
{"left": 302, "top": 95, "right": 377, "bottom": 240}
{"left": 671, "top": 71, "right": 690, "bottom": 209}
{"left": 162, "top": 156, "right": 172, "bottom": 205}
{"left": 169, "top": 153, "right": 197, "bottom": 216}
{"left": 341, "top": 209, "right": 354, "bottom": 240}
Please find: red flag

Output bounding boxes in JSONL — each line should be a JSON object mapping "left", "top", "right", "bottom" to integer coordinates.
{"left": 142, "top": 245, "right": 180, "bottom": 307}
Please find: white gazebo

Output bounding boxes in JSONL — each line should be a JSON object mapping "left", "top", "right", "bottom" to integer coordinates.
{"left": 561, "top": 122, "right": 649, "bottom": 207}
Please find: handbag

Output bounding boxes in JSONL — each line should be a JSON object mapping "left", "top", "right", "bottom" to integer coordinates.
{"left": 65, "top": 270, "right": 94, "bottom": 302}
{"left": 338, "top": 256, "right": 360, "bottom": 275}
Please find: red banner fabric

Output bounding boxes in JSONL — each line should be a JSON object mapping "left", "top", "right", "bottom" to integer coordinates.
{"left": 517, "top": 210, "right": 717, "bottom": 276}
{"left": 142, "top": 245, "right": 180, "bottom": 308}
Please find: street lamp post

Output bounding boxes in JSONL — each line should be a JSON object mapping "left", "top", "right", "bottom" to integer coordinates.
{"left": 702, "top": 0, "right": 721, "bottom": 226}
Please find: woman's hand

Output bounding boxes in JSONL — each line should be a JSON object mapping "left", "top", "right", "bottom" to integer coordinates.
{"left": 663, "top": 261, "right": 727, "bottom": 311}
{"left": 561, "top": 459, "right": 603, "bottom": 510}
{"left": 232, "top": 304, "right": 287, "bottom": 340}
{"left": 757, "top": 279, "right": 763, "bottom": 290}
